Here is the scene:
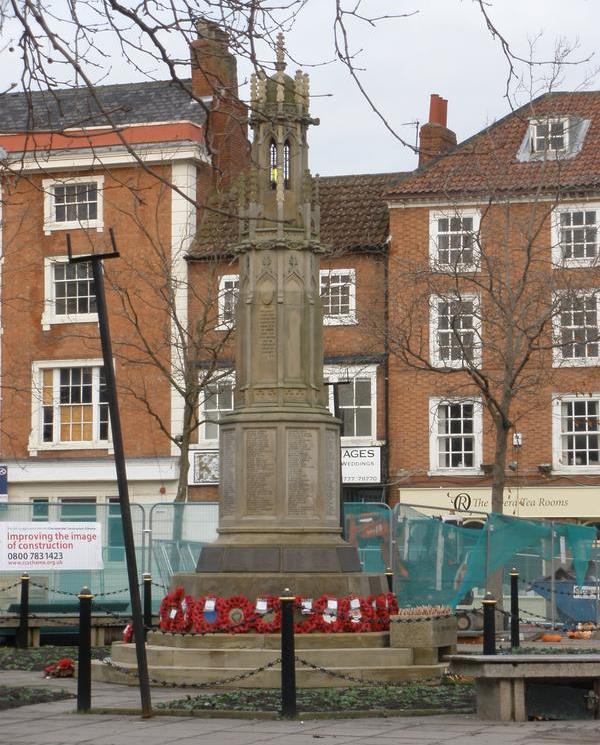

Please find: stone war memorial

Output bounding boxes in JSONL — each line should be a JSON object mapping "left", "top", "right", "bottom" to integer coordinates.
{"left": 178, "top": 36, "right": 385, "bottom": 601}
{"left": 95, "top": 36, "right": 454, "bottom": 688}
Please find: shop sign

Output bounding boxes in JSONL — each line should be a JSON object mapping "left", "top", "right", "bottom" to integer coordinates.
{"left": 341, "top": 446, "right": 381, "bottom": 484}
{"left": 0, "top": 522, "right": 103, "bottom": 571}
{"left": 398, "top": 486, "right": 600, "bottom": 519}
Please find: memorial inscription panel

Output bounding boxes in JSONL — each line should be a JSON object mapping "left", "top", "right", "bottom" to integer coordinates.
{"left": 220, "top": 430, "right": 236, "bottom": 517}
{"left": 325, "top": 429, "right": 339, "bottom": 518}
{"left": 245, "top": 428, "right": 276, "bottom": 515}
{"left": 287, "top": 428, "right": 318, "bottom": 516}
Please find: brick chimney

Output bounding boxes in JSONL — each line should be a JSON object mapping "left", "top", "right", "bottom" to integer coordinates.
{"left": 190, "top": 19, "right": 248, "bottom": 185}
{"left": 418, "top": 94, "right": 457, "bottom": 167}
{"left": 190, "top": 19, "right": 238, "bottom": 98}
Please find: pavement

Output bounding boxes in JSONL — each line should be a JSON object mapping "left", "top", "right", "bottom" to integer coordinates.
{"left": 2, "top": 671, "right": 600, "bottom": 745}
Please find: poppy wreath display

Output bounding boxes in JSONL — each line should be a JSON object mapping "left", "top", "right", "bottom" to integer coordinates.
{"left": 254, "top": 595, "right": 281, "bottom": 634}
{"left": 192, "top": 595, "right": 223, "bottom": 633}
{"left": 341, "top": 595, "right": 374, "bottom": 632}
{"left": 293, "top": 595, "right": 320, "bottom": 634}
{"left": 369, "top": 592, "right": 398, "bottom": 631}
{"left": 217, "top": 595, "right": 255, "bottom": 633}
{"left": 122, "top": 622, "right": 134, "bottom": 643}
{"left": 312, "top": 594, "right": 345, "bottom": 633}
{"left": 159, "top": 586, "right": 195, "bottom": 632}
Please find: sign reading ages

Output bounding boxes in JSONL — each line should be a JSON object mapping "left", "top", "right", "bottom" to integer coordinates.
{"left": 341, "top": 446, "right": 381, "bottom": 484}
{"left": 0, "top": 522, "right": 103, "bottom": 571}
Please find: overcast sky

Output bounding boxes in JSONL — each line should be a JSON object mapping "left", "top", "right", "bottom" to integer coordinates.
{"left": 284, "top": 0, "right": 600, "bottom": 175}
{"left": 1, "top": 1, "right": 598, "bottom": 177}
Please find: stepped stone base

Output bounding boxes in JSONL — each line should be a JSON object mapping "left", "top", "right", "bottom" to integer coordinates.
{"left": 172, "top": 570, "right": 388, "bottom": 598}
{"left": 92, "top": 630, "right": 447, "bottom": 689}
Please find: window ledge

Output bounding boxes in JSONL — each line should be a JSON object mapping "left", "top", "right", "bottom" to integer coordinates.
{"left": 41, "top": 312, "right": 99, "bottom": 331}
{"left": 43, "top": 220, "right": 103, "bottom": 236}
{"left": 29, "top": 442, "right": 113, "bottom": 455}
{"left": 427, "top": 468, "right": 483, "bottom": 477}
{"left": 551, "top": 465, "right": 600, "bottom": 475}
{"left": 553, "top": 358, "right": 600, "bottom": 368}
{"left": 324, "top": 315, "right": 358, "bottom": 327}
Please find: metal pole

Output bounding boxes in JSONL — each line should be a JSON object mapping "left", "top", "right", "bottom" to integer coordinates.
{"left": 143, "top": 573, "right": 152, "bottom": 634}
{"left": 509, "top": 568, "right": 519, "bottom": 649}
{"left": 17, "top": 573, "right": 29, "bottom": 649}
{"left": 485, "top": 519, "right": 491, "bottom": 593}
{"left": 385, "top": 567, "right": 394, "bottom": 593}
{"left": 550, "top": 525, "right": 556, "bottom": 629}
{"left": 77, "top": 586, "right": 93, "bottom": 713}
{"left": 279, "top": 588, "right": 297, "bottom": 719}
{"left": 595, "top": 559, "right": 599, "bottom": 628}
{"left": 482, "top": 592, "right": 497, "bottom": 655}
{"left": 69, "top": 238, "right": 151, "bottom": 717}
{"left": 332, "top": 383, "right": 344, "bottom": 532}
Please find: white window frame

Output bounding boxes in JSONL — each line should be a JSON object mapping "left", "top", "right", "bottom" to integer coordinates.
{"left": 323, "top": 364, "right": 377, "bottom": 445}
{"left": 41, "top": 256, "right": 98, "bottom": 330}
{"left": 30, "top": 359, "right": 111, "bottom": 454}
{"left": 529, "top": 117, "right": 569, "bottom": 155}
{"left": 429, "top": 397, "right": 483, "bottom": 475}
{"left": 320, "top": 268, "right": 357, "bottom": 325}
{"left": 42, "top": 176, "right": 104, "bottom": 235}
{"left": 552, "top": 290, "right": 600, "bottom": 367}
{"left": 429, "top": 293, "right": 482, "bottom": 369}
{"left": 216, "top": 274, "right": 239, "bottom": 330}
{"left": 551, "top": 203, "right": 600, "bottom": 268}
{"left": 196, "top": 373, "right": 235, "bottom": 446}
{"left": 552, "top": 394, "right": 600, "bottom": 473}
{"left": 429, "top": 209, "right": 480, "bottom": 272}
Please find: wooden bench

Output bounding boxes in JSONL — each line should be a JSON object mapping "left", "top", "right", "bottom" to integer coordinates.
{"left": 449, "top": 654, "right": 600, "bottom": 721}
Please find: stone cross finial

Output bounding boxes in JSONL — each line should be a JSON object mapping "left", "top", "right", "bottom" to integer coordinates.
{"left": 275, "top": 32, "right": 286, "bottom": 72}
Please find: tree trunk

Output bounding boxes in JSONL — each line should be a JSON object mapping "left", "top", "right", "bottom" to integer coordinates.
{"left": 487, "top": 418, "right": 510, "bottom": 612}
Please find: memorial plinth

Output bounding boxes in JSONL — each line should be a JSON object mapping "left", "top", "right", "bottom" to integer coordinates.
{"left": 174, "top": 36, "right": 386, "bottom": 599}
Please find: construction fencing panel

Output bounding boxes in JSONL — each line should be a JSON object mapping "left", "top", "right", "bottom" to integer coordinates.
{"left": 342, "top": 502, "right": 393, "bottom": 573}
{"left": 393, "top": 503, "right": 598, "bottom": 624}
{"left": 148, "top": 502, "right": 219, "bottom": 591}
{"left": 0, "top": 501, "right": 145, "bottom": 613}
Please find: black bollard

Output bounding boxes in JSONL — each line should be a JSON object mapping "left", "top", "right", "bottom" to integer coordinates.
{"left": 279, "top": 588, "right": 297, "bottom": 719}
{"left": 77, "top": 586, "right": 93, "bottom": 713}
{"left": 385, "top": 567, "right": 394, "bottom": 593}
{"left": 482, "top": 592, "right": 497, "bottom": 655}
{"left": 509, "top": 568, "right": 520, "bottom": 649}
{"left": 17, "top": 573, "right": 30, "bottom": 649}
{"left": 143, "top": 573, "right": 152, "bottom": 635}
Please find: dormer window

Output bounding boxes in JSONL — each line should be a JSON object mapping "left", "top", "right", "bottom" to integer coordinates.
{"left": 518, "top": 115, "right": 590, "bottom": 163}
{"left": 530, "top": 118, "right": 568, "bottom": 154}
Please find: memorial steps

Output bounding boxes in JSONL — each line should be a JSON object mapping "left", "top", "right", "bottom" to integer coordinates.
{"left": 92, "top": 630, "right": 447, "bottom": 688}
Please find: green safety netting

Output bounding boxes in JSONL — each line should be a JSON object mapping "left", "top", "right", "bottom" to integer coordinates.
{"left": 393, "top": 506, "right": 597, "bottom": 609}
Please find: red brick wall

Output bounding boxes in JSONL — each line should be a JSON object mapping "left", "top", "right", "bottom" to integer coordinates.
{"left": 386, "top": 200, "right": 600, "bottom": 491}
{"left": 1, "top": 166, "right": 176, "bottom": 459}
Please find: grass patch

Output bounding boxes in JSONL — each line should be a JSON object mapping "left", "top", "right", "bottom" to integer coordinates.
{"left": 0, "top": 685, "right": 74, "bottom": 710}
{"left": 0, "top": 646, "right": 110, "bottom": 671}
{"left": 156, "top": 680, "right": 475, "bottom": 714}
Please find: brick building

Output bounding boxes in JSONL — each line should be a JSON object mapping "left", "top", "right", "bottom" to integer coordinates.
{"left": 387, "top": 92, "right": 600, "bottom": 529}
{"left": 2, "top": 23, "right": 599, "bottom": 534}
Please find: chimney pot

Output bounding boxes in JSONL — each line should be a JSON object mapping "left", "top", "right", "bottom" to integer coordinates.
{"left": 428, "top": 94, "right": 448, "bottom": 127}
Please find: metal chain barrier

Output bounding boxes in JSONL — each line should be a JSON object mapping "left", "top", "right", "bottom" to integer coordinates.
{"left": 496, "top": 605, "right": 567, "bottom": 631}
{"left": 521, "top": 577, "right": 599, "bottom": 598}
{"left": 28, "top": 580, "right": 132, "bottom": 599}
{"left": 0, "top": 581, "right": 21, "bottom": 594}
{"left": 294, "top": 655, "right": 443, "bottom": 688}
{"left": 101, "top": 655, "right": 282, "bottom": 689}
